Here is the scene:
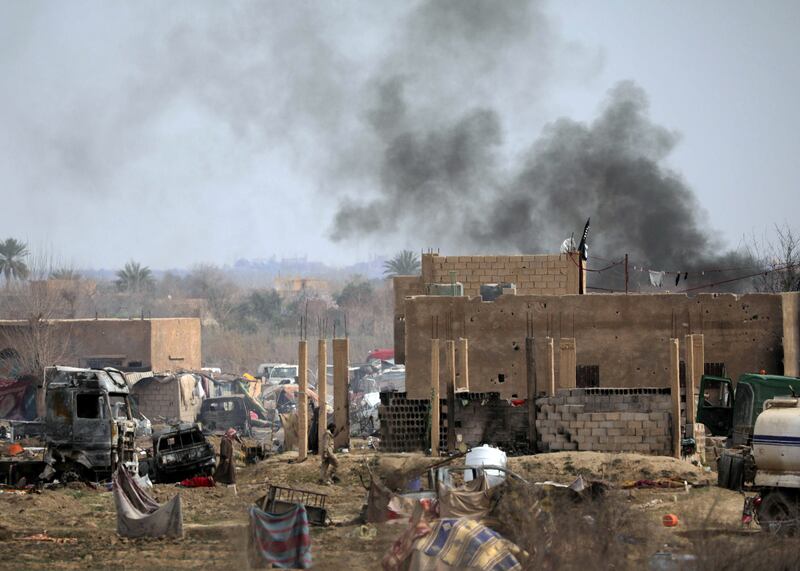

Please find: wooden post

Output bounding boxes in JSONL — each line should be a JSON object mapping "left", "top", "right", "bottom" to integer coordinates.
{"left": 317, "top": 338, "right": 327, "bottom": 456}
{"left": 669, "top": 338, "right": 682, "bottom": 459}
{"left": 445, "top": 340, "right": 456, "bottom": 452}
{"left": 333, "top": 338, "right": 350, "bottom": 449}
{"left": 558, "top": 338, "right": 577, "bottom": 390}
{"left": 456, "top": 338, "right": 469, "bottom": 392}
{"left": 431, "top": 338, "right": 440, "bottom": 456}
{"left": 545, "top": 337, "right": 555, "bottom": 396}
{"left": 298, "top": 340, "right": 308, "bottom": 461}
{"left": 526, "top": 337, "right": 538, "bottom": 449}
{"left": 684, "top": 334, "right": 696, "bottom": 432}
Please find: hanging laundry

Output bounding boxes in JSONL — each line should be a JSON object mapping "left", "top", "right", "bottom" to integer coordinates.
{"left": 675, "top": 273, "right": 681, "bottom": 287}
{"left": 649, "top": 271, "right": 665, "bottom": 288}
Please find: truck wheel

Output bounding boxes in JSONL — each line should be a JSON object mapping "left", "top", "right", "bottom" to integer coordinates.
{"left": 758, "top": 491, "right": 800, "bottom": 536}
{"left": 728, "top": 455, "right": 744, "bottom": 491}
{"left": 717, "top": 453, "right": 732, "bottom": 489}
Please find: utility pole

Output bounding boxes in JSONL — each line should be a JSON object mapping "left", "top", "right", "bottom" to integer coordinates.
{"left": 624, "top": 253, "right": 629, "bottom": 294}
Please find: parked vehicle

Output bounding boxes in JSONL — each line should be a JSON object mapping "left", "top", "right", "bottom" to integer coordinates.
{"left": 42, "top": 366, "right": 138, "bottom": 479}
{"left": 198, "top": 395, "right": 252, "bottom": 435}
{"left": 146, "top": 423, "right": 216, "bottom": 483}
{"left": 695, "top": 372, "right": 800, "bottom": 532}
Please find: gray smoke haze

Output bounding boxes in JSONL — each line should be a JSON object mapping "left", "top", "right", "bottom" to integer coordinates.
{"left": 2, "top": 1, "right": 791, "bottom": 273}
{"left": 331, "top": 5, "right": 740, "bottom": 276}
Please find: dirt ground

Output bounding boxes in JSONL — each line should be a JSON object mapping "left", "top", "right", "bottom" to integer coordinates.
{"left": 0, "top": 446, "right": 755, "bottom": 570}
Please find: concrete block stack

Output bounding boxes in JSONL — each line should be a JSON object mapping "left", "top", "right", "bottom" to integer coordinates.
{"left": 535, "top": 388, "right": 673, "bottom": 455}
{"left": 378, "top": 392, "right": 447, "bottom": 453}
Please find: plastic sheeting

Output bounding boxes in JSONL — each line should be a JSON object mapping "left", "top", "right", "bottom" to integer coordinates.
{"left": 113, "top": 465, "right": 183, "bottom": 538}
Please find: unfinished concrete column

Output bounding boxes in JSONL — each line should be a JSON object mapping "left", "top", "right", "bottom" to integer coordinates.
{"left": 691, "top": 334, "right": 705, "bottom": 399}
{"left": 297, "top": 339, "right": 308, "bottom": 461}
{"left": 684, "top": 334, "right": 696, "bottom": 432}
{"left": 332, "top": 338, "right": 350, "bottom": 450}
{"left": 317, "top": 338, "right": 327, "bottom": 456}
{"left": 544, "top": 337, "right": 555, "bottom": 396}
{"left": 526, "top": 337, "right": 537, "bottom": 447}
{"left": 431, "top": 338, "right": 440, "bottom": 456}
{"left": 456, "top": 338, "right": 469, "bottom": 393}
{"left": 783, "top": 294, "right": 800, "bottom": 376}
{"left": 559, "top": 338, "right": 576, "bottom": 390}
{"left": 669, "top": 338, "right": 681, "bottom": 459}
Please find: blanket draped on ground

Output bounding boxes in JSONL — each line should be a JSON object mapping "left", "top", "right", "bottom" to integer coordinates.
{"left": 249, "top": 504, "right": 312, "bottom": 569}
{"left": 113, "top": 465, "right": 183, "bottom": 538}
{"left": 383, "top": 516, "right": 521, "bottom": 571}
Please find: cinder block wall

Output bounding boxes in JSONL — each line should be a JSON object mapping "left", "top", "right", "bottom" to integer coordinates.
{"left": 422, "top": 253, "right": 580, "bottom": 297}
{"left": 132, "top": 380, "right": 201, "bottom": 423}
{"left": 535, "top": 388, "right": 673, "bottom": 455}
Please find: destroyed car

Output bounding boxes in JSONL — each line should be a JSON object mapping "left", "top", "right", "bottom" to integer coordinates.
{"left": 147, "top": 423, "right": 215, "bottom": 483}
{"left": 198, "top": 395, "right": 252, "bottom": 435}
{"left": 42, "top": 366, "right": 138, "bottom": 479}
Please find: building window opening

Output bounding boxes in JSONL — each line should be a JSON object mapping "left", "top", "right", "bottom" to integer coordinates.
{"left": 497, "top": 374, "right": 506, "bottom": 384}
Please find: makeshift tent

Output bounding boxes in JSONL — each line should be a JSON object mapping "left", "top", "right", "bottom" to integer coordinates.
{"left": 248, "top": 504, "right": 312, "bottom": 569}
{"left": 0, "top": 378, "right": 37, "bottom": 421}
{"left": 113, "top": 465, "right": 183, "bottom": 538}
{"left": 437, "top": 472, "right": 496, "bottom": 522}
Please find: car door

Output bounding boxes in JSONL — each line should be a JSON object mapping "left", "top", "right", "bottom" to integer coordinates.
{"left": 696, "top": 375, "right": 734, "bottom": 436}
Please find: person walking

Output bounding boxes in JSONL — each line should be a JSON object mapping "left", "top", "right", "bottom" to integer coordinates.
{"left": 215, "top": 428, "right": 241, "bottom": 494}
{"left": 319, "top": 423, "right": 339, "bottom": 485}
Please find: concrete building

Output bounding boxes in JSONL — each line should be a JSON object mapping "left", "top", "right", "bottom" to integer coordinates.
{"left": 130, "top": 373, "right": 205, "bottom": 423}
{"left": 0, "top": 317, "right": 202, "bottom": 375}
{"left": 382, "top": 251, "right": 800, "bottom": 455}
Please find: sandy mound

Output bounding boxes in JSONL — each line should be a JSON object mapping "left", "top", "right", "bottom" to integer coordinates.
{"left": 508, "top": 451, "right": 714, "bottom": 485}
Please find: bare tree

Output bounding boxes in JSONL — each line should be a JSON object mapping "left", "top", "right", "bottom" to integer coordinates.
{"left": 0, "top": 253, "right": 76, "bottom": 380}
{"left": 746, "top": 223, "right": 800, "bottom": 293}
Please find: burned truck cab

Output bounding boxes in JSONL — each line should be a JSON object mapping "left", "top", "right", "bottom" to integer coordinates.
{"left": 43, "top": 366, "right": 138, "bottom": 479}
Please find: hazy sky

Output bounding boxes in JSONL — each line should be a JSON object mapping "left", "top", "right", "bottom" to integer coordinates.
{"left": 1, "top": 1, "right": 797, "bottom": 270}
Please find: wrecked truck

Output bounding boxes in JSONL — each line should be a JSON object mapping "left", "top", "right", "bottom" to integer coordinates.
{"left": 42, "top": 366, "right": 138, "bottom": 480}
{"left": 143, "top": 423, "right": 216, "bottom": 483}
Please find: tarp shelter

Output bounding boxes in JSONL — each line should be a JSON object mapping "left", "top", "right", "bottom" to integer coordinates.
{"left": 0, "top": 377, "right": 37, "bottom": 421}
{"left": 114, "top": 465, "right": 183, "bottom": 538}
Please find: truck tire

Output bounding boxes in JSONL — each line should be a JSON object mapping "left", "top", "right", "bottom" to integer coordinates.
{"left": 728, "top": 455, "right": 744, "bottom": 491}
{"left": 717, "top": 453, "right": 732, "bottom": 489}
{"left": 758, "top": 491, "right": 800, "bottom": 536}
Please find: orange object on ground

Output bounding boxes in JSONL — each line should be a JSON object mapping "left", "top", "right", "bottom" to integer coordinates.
{"left": 7, "top": 443, "right": 24, "bottom": 456}
{"left": 662, "top": 513, "right": 679, "bottom": 527}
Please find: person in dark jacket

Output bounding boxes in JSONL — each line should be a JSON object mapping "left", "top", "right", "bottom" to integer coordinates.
{"left": 214, "top": 428, "right": 241, "bottom": 493}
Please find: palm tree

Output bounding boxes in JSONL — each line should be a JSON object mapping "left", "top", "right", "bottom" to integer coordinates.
{"left": 0, "top": 238, "right": 30, "bottom": 286}
{"left": 383, "top": 250, "right": 421, "bottom": 277}
{"left": 116, "top": 260, "right": 154, "bottom": 293}
{"left": 50, "top": 268, "right": 81, "bottom": 280}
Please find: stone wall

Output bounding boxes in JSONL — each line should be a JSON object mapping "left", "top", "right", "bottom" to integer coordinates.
{"left": 535, "top": 388, "right": 673, "bottom": 455}
{"left": 131, "top": 376, "right": 202, "bottom": 423}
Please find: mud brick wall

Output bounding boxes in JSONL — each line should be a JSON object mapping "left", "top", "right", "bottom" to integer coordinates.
{"left": 451, "top": 395, "right": 531, "bottom": 453}
{"left": 535, "top": 388, "right": 673, "bottom": 455}
{"left": 421, "top": 253, "right": 580, "bottom": 297}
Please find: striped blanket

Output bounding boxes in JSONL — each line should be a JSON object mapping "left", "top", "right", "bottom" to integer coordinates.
{"left": 248, "top": 504, "right": 312, "bottom": 569}
{"left": 384, "top": 517, "right": 521, "bottom": 571}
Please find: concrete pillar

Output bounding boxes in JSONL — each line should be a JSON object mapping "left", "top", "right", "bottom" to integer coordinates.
{"left": 297, "top": 340, "right": 308, "bottom": 461}
{"left": 782, "top": 293, "right": 800, "bottom": 376}
{"left": 431, "top": 338, "right": 440, "bottom": 456}
{"left": 526, "top": 337, "right": 537, "bottom": 447}
{"left": 669, "top": 338, "right": 682, "bottom": 459}
{"left": 559, "top": 338, "right": 576, "bottom": 390}
{"left": 456, "top": 338, "right": 469, "bottom": 393}
{"left": 691, "top": 333, "right": 705, "bottom": 390}
{"left": 317, "top": 338, "right": 327, "bottom": 456}
{"left": 445, "top": 340, "right": 456, "bottom": 452}
{"left": 332, "top": 338, "right": 350, "bottom": 450}
{"left": 684, "top": 334, "right": 696, "bottom": 431}
{"left": 544, "top": 337, "right": 555, "bottom": 396}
